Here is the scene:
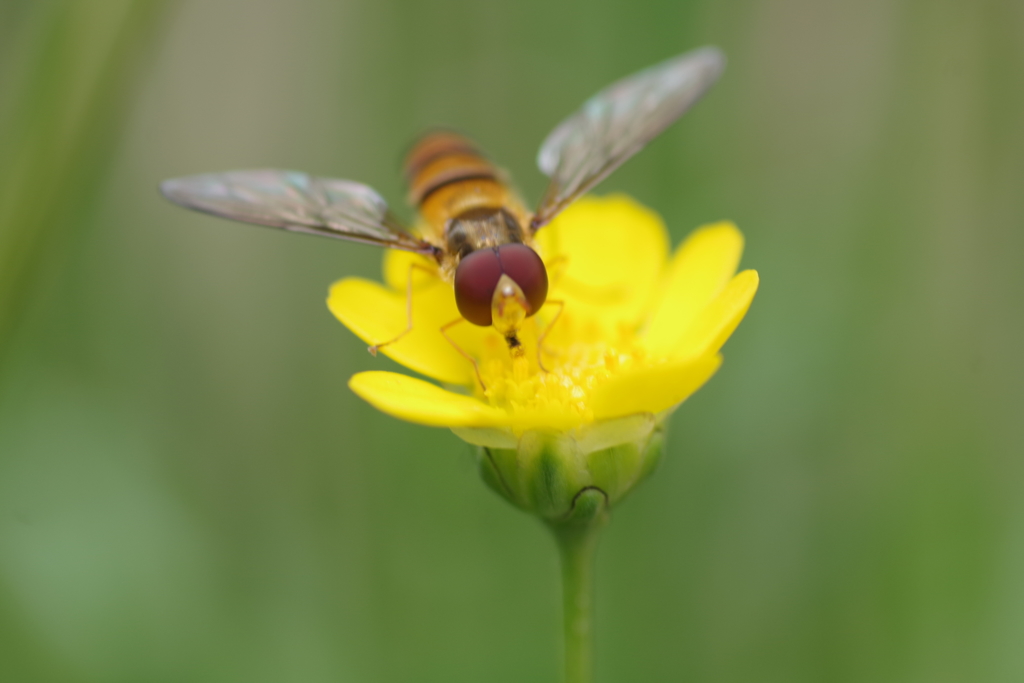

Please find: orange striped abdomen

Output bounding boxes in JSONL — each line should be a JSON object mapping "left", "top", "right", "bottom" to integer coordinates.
{"left": 403, "top": 132, "right": 522, "bottom": 241}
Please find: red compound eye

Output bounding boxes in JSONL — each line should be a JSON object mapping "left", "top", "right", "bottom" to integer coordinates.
{"left": 495, "top": 243, "right": 548, "bottom": 315}
{"left": 453, "top": 244, "right": 548, "bottom": 327}
{"left": 454, "top": 248, "right": 503, "bottom": 326}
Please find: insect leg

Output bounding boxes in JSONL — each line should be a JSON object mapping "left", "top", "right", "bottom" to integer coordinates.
{"left": 368, "top": 262, "right": 436, "bottom": 355}
{"left": 440, "top": 317, "right": 486, "bottom": 392}
{"left": 537, "top": 299, "right": 565, "bottom": 374}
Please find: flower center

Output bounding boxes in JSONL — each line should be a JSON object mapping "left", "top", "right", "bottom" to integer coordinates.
{"left": 476, "top": 317, "right": 649, "bottom": 421}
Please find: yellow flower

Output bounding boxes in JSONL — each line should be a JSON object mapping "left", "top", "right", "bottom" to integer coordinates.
{"left": 328, "top": 195, "right": 757, "bottom": 517}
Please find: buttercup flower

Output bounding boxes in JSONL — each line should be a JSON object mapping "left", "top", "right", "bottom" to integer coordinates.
{"left": 328, "top": 194, "right": 758, "bottom": 519}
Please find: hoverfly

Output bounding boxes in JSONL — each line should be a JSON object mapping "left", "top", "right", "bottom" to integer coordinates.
{"left": 161, "top": 47, "right": 724, "bottom": 373}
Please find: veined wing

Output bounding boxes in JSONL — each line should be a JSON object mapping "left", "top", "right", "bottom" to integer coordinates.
{"left": 532, "top": 47, "right": 725, "bottom": 230}
{"left": 160, "top": 170, "right": 438, "bottom": 255}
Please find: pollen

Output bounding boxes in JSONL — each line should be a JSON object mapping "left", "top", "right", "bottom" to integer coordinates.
{"left": 480, "top": 334, "right": 647, "bottom": 422}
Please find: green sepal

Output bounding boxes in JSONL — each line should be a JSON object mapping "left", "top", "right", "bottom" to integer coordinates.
{"left": 470, "top": 412, "right": 668, "bottom": 522}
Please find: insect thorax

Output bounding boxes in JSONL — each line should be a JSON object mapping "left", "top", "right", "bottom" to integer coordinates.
{"left": 445, "top": 206, "right": 525, "bottom": 260}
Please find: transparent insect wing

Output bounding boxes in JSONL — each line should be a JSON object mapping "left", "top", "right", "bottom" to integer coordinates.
{"left": 160, "top": 170, "right": 436, "bottom": 254}
{"left": 532, "top": 46, "right": 725, "bottom": 230}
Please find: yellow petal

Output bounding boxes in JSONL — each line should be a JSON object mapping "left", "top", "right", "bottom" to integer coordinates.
{"left": 351, "top": 369, "right": 591, "bottom": 431}
{"left": 327, "top": 277, "right": 477, "bottom": 385}
{"left": 349, "top": 371, "right": 507, "bottom": 427}
{"left": 591, "top": 354, "right": 723, "bottom": 420}
{"left": 536, "top": 195, "right": 669, "bottom": 338}
{"left": 643, "top": 221, "right": 744, "bottom": 357}
{"left": 382, "top": 248, "right": 440, "bottom": 291}
{"left": 673, "top": 269, "right": 759, "bottom": 361}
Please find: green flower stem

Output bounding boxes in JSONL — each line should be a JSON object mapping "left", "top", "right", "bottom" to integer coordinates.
{"left": 556, "top": 524, "right": 599, "bottom": 683}
{"left": 550, "top": 488, "right": 608, "bottom": 683}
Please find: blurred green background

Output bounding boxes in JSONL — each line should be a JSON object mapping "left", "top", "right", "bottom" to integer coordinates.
{"left": 1, "top": 1, "right": 1022, "bottom": 682}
